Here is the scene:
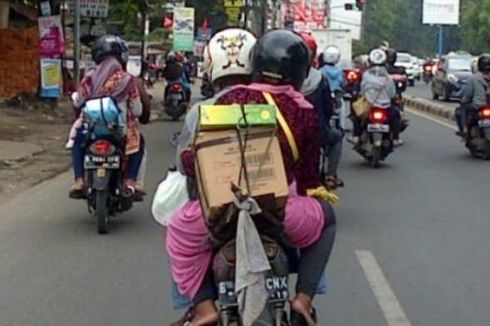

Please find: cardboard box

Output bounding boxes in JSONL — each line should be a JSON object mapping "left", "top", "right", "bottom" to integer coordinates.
{"left": 194, "top": 128, "right": 289, "bottom": 219}
{"left": 199, "top": 104, "right": 277, "bottom": 130}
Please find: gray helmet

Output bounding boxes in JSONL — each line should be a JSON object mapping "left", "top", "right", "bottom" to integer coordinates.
{"left": 477, "top": 54, "right": 490, "bottom": 73}
{"left": 92, "top": 35, "right": 129, "bottom": 65}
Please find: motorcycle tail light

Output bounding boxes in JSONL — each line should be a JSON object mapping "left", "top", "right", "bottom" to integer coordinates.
{"left": 424, "top": 65, "right": 432, "bottom": 72}
{"left": 90, "top": 140, "right": 115, "bottom": 156}
{"left": 479, "top": 107, "right": 490, "bottom": 119}
{"left": 345, "top": 69, "right": 360, "bottom": 84}
{"left": 171, "top": 83, "right": 182, "bottom": 91}
{"left": 369, "top": 108, "right": 388, "bottom": 123}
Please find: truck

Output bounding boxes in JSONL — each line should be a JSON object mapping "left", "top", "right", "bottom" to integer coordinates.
{"left": 310, "top": 29, "right": 352, "bottom": 66}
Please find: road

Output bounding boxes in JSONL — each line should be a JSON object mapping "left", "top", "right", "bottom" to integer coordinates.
{"left": 406, "top": 80, "right": 459, "bottom": 110}
{"left": 2, "top": 91, "right": 490, "bottom": 326}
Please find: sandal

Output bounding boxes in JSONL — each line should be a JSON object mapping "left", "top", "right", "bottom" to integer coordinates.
{"left": 324, "top": 176, "right": 338, "bottom": 191}
{"left": 335, "top": 176, "right": 345, "bottom": 188}
{"left": 170, "top": 308, "right": 195, "bottom": 326}
{"left": 69, "top": 180, "right": 86, "bottom": 199}
{"left": 290, "top": 307, "right": 317, "bottom": 326}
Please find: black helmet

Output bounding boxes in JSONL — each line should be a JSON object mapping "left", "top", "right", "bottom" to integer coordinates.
{"left": 385, "top": 48, "right": 397, "bottom": 66}
{"left": 252, "top": 29, "right": 310, "bottom": 90}
{"left": 92, "top": 35, "right": 129, "bottom": 65}
{"left": 478, "top": 54, "right": 490, "bottom": 73}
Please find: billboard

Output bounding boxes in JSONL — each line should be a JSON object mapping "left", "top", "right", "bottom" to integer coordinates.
{"left": 423, "top": 0, "right": 460, "bottom": 25}
{"left": 68, "top": 0, "right": 110, "bottom": 18}
{"left": 173, "top": 7, "right": 195, "bottom": 52}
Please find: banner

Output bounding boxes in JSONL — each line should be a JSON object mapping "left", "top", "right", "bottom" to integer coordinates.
{"left": 285, "top": 0, "right": 326, "bottom": 30}
{"left": 40, "top": 59, "right": 62, "bottom": 98}
{"left": 423, "top": 0, "right": 460, "bottom": 25}
{"left": 173, "top": 7, "right": 195, "bottom": 52}
{"left": 68, "top": 0, "right": 110, "bottom": 18}
{"left": 38, "top": 15, "right": 64, "bottom": 58}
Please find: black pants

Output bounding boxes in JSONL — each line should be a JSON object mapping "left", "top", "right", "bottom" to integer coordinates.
{"left": 192, "top": 200, "right": 337, "bottom": 304}
{"left": 352, "top": 106, "right": 401, "bottom": 140}
{"left": 455, "top": 107, "right": 478, "bottom": 132}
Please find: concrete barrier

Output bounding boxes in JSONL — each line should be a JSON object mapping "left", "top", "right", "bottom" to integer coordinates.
{"left": 403, "top": 96, "right": 455, "bottom": 120}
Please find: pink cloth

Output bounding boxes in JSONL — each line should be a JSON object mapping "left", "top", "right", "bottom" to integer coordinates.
{"left": 166, "top": 192, "right": 325, "bottom": 300}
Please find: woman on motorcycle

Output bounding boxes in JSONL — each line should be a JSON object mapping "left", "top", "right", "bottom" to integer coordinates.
{"left": 163, "top": 51, "right": 191, "bottom": 101}
{"left": 69, "top": 35, "right": 146, "bottom": 198}
{"left": 352, "top": 48, "right": 402, "bottom": 146}
{"left": 299, "top": 33, "right": 344, "bottom": 190}
{"left": 167, "top": 29, "right": 337, "bottom": 326}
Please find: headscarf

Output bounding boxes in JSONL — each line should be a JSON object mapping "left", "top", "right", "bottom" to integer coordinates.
{"left": 79, "top": 57, "right": 135, "bottom": 103}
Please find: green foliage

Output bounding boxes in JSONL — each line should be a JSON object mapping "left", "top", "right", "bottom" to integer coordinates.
{"left": 460, "top": 0, "right": 490, "bottom": 54}
{"left": 357, "top": 0, "right": 466, "bottom": 57}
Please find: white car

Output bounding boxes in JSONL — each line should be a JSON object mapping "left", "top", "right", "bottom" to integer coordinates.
{"left": 395, "top": 52, "right": 416, "bottom": 86}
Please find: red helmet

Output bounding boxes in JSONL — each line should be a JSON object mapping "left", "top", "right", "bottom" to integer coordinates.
{"left": 300, "top": 32, "right": 318, "bottom": 58}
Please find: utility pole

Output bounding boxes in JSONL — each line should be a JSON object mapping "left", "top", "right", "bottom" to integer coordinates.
{"left": 74, "top": 0, "right": 81, "bottom": 89}
{"left": 140, "top": 0, "right": 149, "bottom": 78}
{"left": 437, "top": 25, "right": 444, "bottom": 58}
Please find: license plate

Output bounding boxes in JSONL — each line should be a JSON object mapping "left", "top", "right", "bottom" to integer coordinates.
{"left": 367, "top": 124, "right": 390, "bottom": 133}
{"left": 218, "top": 276, "right": 288, "bottom": 303}
{"left": 479, "top": 120, "right": 490, "bottom": 127}
{"left": 169, "top": 93, "right": 182, "bottom": 100}
{"left": 84, "top": 155, "right": 120, "bottom": 169}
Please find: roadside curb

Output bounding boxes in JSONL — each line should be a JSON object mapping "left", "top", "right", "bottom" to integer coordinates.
{"left": 403, "top": 96, "right": 455, "bottom": 120}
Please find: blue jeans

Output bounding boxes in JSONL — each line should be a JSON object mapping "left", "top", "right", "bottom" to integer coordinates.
{"left": 71, "top": 127, "right": 145, "bottom": 181}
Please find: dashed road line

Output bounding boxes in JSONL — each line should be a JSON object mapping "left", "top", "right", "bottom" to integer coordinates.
{"left": 356, "top": 250, "right": 413, "bottom": 326}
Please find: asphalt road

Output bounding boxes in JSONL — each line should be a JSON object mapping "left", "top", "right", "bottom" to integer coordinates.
{"left": 406, "top": 81, "right": 459, "bottom": 110}
{"left": 2, "top": 93, "right": 490, "bottom": 325}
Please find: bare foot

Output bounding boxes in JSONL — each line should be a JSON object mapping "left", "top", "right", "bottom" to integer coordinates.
{"left": 189, "top": 300, "right": 219, "bottom": 326}
{"left": 291, "top": 293, "right": 317, "bottom": 326}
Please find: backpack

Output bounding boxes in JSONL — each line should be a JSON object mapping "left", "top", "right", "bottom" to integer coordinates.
{"left": 82, "top": 96, "right": 125, "bottom": 138}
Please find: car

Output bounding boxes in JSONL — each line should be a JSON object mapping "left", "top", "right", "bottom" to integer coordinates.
{"left": 395, "top": 52, "right": 416, "bottom": 86}
{"left": 411, "top": 56, "right": 422, "bottom": 81}
{"left": 431, "top": 54, "right": 473, "bottom": 101}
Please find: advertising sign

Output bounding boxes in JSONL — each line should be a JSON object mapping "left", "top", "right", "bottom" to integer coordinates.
{"left": 40, "top": 59, "right": 62, "bottom": 98}
{"left": 173, "top": 7, "right": 195, "bottom": 52}
{"left": 68, "top": 0, "right": 110, "bottom": 18}
{"left": 285, "top": 0, "right": 326, "bottom": 30}
{"left": 38, "top": 15, "right": 64, "bottom": 58}
{"left": 423, "top": 0, "right": 460, "bottom": 25}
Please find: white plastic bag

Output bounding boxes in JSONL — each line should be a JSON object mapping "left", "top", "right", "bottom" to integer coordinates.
{"left": 151, "top": 170, "right": 189, "bottom": 226}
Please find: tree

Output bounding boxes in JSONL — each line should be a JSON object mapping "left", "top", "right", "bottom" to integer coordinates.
{"left": 460, "top": 0, "right": 490, "bottom": 54}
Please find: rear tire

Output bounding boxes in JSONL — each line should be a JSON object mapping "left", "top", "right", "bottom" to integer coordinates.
{"left": 484, "top": 140, "right": 490, "bottom": 160}
{"left": 96, "top": 190, "right": 109, "bottom": 234}
{"left": 371, "top": 147, "right": 381, "bottom": 169}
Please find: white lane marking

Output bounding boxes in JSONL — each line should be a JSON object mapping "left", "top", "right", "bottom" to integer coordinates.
{"left": 406, "top": 107, "right": 457, "bottom": 131}
{"left": 356, "top": 250, "right": 413, "bottom": 326}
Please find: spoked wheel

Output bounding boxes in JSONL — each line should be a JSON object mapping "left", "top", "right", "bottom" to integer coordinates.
{"left": 371, "top": 147, "right": 381, "bottom": 169}
{"left": 96, "top": 190, "right": 109, "bottom": 234}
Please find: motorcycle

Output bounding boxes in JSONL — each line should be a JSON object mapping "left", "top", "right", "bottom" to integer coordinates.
{"left": 211, "top": 189, "right": 291, "bottom": 325}
{"left": 391, "top": 73, "right": 410, "bottom": 132}
{"left": 354, "top": 107, "right": 395, "bottom": 168}
{"left": 343, "top": 68, "right": 362, "bottom": 100}
{"left": 464, "top": 105, "right": 490, "bottom": 160}
{"left": 422, "top": 63, "right": 433, "bottom": 84}
{"left": 77, "top": 97, "right": 138, "bottom": 234}
{"left": 164, "top": 82, "right": 188, "bottom": 121}
{"left": 201, "top": 72, "right": 214, "bottom": 98}
{"left": 83, "top": 137, "right": 135, "bottom": 234}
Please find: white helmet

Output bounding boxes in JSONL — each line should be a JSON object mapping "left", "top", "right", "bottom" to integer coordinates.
{"left": 323, "top": 46, "right": 341, "bottom": 65}
{"left": 369, "top": 48, "right": 387, "bottom": 66}
{"left": 205, "top": 28, "right": 257, "bottom": 83}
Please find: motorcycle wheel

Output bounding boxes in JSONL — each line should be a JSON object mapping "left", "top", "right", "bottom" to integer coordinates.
{"left": 484, "top": 140, "right": 490, "bottom": 160}
{"left": 371, "top": 147, "right": 381, "bottom": 169}
{"left": 96, "top": 190, "right": 109, "bottom": 234}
